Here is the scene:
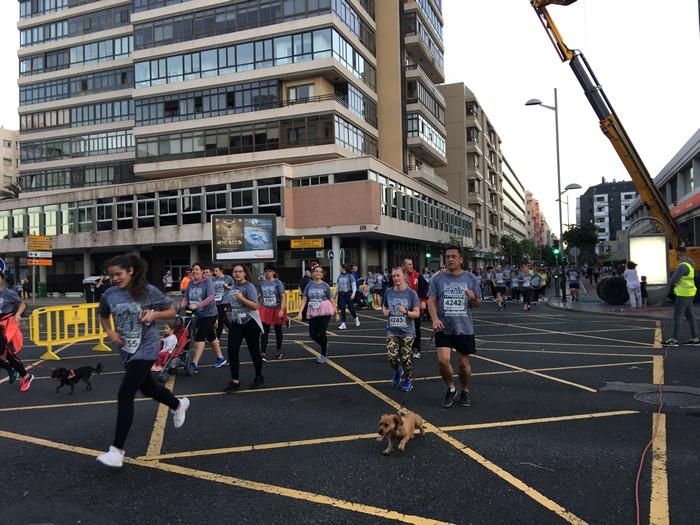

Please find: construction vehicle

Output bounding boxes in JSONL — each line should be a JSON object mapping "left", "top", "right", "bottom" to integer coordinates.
{"left": 531, "top": 0, "right": 698, "bottom": 304}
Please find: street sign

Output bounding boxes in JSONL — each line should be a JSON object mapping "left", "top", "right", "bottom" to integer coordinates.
{"left": 291, "top": 238, "right": 324, "bottom": 249}
{"left": 569, "top": 246, "right": 581, "bottom": 257}
{"left": 27, "top": 258, "right": 52, "bottom": 266}
{"left": 315, "top": 250, "right": 325, "bottom": 259}
{"left": 28, "top": 235, "right": 53, "bottom": 251}
{"left": 328, "top": 250, "right": 334, "bottom": 260}
{"left": 290, "top": 250, "right": 318, "bottom": 260}
{"left": 28, "top": 251, "right": 53, "bottom": 259}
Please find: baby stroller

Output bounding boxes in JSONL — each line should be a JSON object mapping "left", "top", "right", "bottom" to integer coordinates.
{"left": 156, "top": 313, "right": 195, "bottom": 383}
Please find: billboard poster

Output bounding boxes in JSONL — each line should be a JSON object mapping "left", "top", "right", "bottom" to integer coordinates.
{"left": 211, "top": 214, "right": 277, "bottom": 262}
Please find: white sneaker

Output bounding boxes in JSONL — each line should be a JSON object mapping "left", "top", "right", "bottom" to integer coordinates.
{"left": 338, "top": 322, "right": 347, "bottom": 330}
{"left": 172, "top": 397, "right": 190, "bottom": 429}
{"left": 97, "top": 446, "right": 124, "bottom": 468}
{"left": 355, "top": 317, "right": 361, "bottom": 327}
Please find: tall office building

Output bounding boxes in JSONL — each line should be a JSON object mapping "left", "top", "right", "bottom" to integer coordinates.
{"left": 577, "top": 178, "right": 637, "bottom": 242}
{"left": 8, "top": 0, "right": 471, "bottom": 290}
{"left": 0, "top": 128, "right": 19, "bottom": 190}
{"left": 437, "top": 82, "right": 509, "bottom": 265}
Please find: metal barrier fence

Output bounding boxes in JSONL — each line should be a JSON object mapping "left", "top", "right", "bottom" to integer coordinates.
{"left": 30, "top": 303, "right": 111, "bottom": 360}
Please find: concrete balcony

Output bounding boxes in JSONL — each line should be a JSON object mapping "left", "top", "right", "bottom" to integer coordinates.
{"left": 407, "top": 164, "right": 448, "bottom": 193}
{"left": 407, "top": 136, "right": 447, "bottom": 167}
{"left": 404, "top": 36, "right": 445, "bottom": 84}
{"left": 405, "top": 64, "right": 446, "bottom": 107}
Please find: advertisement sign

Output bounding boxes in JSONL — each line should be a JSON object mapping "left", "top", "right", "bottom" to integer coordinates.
{"left": 628, "top": 234, "right": 668, "bottom": 286}
{"left": 211, "top": 214, "right": 277, "bottom": 262}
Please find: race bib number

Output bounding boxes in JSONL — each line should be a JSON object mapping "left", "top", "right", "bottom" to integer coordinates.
{"left": 263, "top": 296, "right": 277, "bottom": 307}
{"left": 190, "top": 301, "right": 200, "bottom": 309}
{"left": 389, "top": 315, "right": 407, "bottom": 328}
{"left": 309, "top": 301, "right": 321, "bottom": 310}
{"left": 214, "top": 294, "right": 223, "bottom": 302}
{"left": 443, "top": 296, "right": 465, "bottom": 315}
{"left": 122, "top": 337, "right": 140, "bottom": 354}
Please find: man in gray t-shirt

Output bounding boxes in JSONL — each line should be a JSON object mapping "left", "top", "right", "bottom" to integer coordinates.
{"left": 427, "top": 246, "right": 482, "bottom": 409}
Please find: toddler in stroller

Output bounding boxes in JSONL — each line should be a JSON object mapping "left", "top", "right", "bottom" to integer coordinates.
{"left": 152, "top": 314, "right": 194, "bottom": 382}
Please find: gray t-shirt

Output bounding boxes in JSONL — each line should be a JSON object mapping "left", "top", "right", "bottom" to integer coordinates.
{"left": 428, "top": 271, "right": 481, "bottom": 335}
{"left": 336, "top": 273, "right": 355, "bottom": 294}
{"left": 383, "top": 287, "right": 419, "bottom": 337}
{"left": 303, "top": 281, "right": 332, "bottom": 313}
{"left": 0, "top": 288, "right": 22, "bottom": 315}
{"left": 260, "top": 279, "right": 285, "bottom": 309}
{"left": 98, "top": 284, "right": 173, "bottom": 361}
{"left": 224, "top": 281, "right": 259, "bottom": 324}
{"left": 185, "top": 278, "right": 217, "bottom": 318}
{"left": 212, "top": 275, "right": 234, "bottom": 304}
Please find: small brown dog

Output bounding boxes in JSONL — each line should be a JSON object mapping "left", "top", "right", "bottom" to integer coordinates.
{"left": 377, "top": 411, "right": 425, "bottom": 455}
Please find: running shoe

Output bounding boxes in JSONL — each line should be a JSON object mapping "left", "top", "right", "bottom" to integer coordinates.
{"left": 214, "top": 357, "right": 228, "bottom": 368}
{"left": 401, "top": 379, "right": 414, "bottom": 392}
{"left": 8, "top": 367, "right": 17, "bottom": 384}
{"left": 96, "top": 446, "right": 124, "bottom": 468}
{"left": 338, "top": 322, "right": 347, "bottom": 330}
{"left": 355, "top": 317, "right": 361, "bottom": 327}
{"left": 19, "top": 374, "right": 34, "bottom": 392}
{"left": 441, "top": 387, "right": 457, "bottom": 408}
{"left": 275, "top": 352, "right": 283, "bottom": 360}
{"left": 456, "top": 389, "right": 471, "bottom": 407}
{"left": 250, "top": 376, "right": 265, "bottom": 389}
{"left": 189, "top": 363, "right": 199, "bottom": 374}
{"left": 260, "top": 353, "right": 268, "bottom": 362}
{"left": 316, "top": 355, "right": 327, "bottom": 364}
{"left": 392, "top": 367, "right": 403, "bottom": 387}
{"left": 223, "top": 382, "right": 240, "bottom": 393}
{"left": 171, "top": 397, "right": 190, "bottom": 428}
{"left": 662, "top": 338, "right": 679, "bottom": 347}
{"left": 412, "top": 350, "right": 422, "bottom": 360}
{"left": 683, "top": 338, "right": 700, "bottom": 345}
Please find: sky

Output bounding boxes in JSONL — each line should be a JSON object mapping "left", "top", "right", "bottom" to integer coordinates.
{"left": 0, "top": 1, "right": 698, "bottom": 232}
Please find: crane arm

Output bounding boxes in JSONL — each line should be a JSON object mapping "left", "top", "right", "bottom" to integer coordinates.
{"left": 531, "top": 0, "right": 683, "bottom": 249}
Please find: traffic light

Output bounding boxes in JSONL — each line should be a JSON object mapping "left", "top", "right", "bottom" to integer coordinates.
{"left": 426, "top": 249, "right": 431, "bottom": 259}
{"left": 552, "top": 240, "right": 560, "bottom": 256}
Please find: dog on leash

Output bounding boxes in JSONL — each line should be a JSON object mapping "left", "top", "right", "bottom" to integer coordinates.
{"left": 377, "top": 411, "right": 425, "bottom": 455}
{"left": 51, "top": 363, "right": 103, "bottom": 394}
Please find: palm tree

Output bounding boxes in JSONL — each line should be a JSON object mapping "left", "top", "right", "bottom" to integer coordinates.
{"left": 0, "top": 181, "right": 21, "bottom": 201}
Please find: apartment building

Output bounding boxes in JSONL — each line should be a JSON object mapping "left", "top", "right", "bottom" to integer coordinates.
{"left": 0, "top": 128, "right": 19, "bottom": 190}
{"left": 502, "top": 156, "right": 527, "bottom": 242}
{"left": 9, "top": 0, "right": 473, "bottom": 290}
{"left": 437, "top": 82, "right": 506, "bottom": 265}
{"left": 525, "top": 191, "right": 543, "bottom": 247}
{"left": 577, "top": 178, "right": 637, "bottom": 242}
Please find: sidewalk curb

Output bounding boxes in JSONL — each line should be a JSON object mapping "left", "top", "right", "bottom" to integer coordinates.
{"left": 544, "top": 299, "right": 672, "bottom": 321}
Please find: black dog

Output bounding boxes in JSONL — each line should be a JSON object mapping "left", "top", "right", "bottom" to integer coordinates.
{"left": 51, "top": 363, "right": 103, "bottom": 394}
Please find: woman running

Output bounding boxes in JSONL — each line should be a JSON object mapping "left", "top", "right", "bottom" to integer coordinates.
{"left": 97, "top": 253, "right": 188, "bottom": 468}
{"left": 296, "top": 266, "right": 339, "bottom": 364}
{"left": 259, "top": 265, "right": 287, "bottom": 361}
{"left": 223, "top": 264, "right": 264, "bottom": 392}
{"left": 181, "top": 262, "right": 226, "bottom": 373}
{"left": 0, "top": 271, "right": 32, "bottom": 391}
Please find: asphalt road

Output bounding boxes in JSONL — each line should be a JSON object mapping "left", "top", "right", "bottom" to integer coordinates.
{"left": 1, "top": 301, "right": 698, "bottom": 525}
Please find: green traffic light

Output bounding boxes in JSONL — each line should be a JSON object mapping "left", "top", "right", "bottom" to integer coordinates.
{"left": 552, "top": 248, "right": 560, "bottom": 255}
{"left": 426, "top": 253, "right": 431, "bottom": 259}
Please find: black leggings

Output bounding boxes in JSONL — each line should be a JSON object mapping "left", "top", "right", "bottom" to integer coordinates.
{"left": 227, "top": 321, "right": 263, "bottom": 381}
{"left": 0, "top": 335, "right": 27, "bottom": 377}
{"left": 309, "top": 315, "right": 331, "bottom": 356}
{"left": 216, "top": 304, "right": 230, "bottom": 339}
{"left": 261, "top": 323, "right": 283, "bottom": 354}
{"left": 114, "top": 359, "right": 179, "bottom": 450}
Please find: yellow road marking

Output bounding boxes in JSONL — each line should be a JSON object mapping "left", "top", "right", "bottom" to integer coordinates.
{"left": 478, "top": 318, "right": 654, "bottom": 347}
{"left": 0, "top": 429, "right": 450, "bottom": 525}
{"left": 652, "top": 356, "right": 664, "bottom": 385}
{"left": 650, "top": 413, "right": 669, "bottom": 524}
{"left": 146, "top": 374, "right": 176, "bottom": 458}
{"left": 143, "top": 410, "right": 639, "bottom": 461}
{"left": 0, "top": 360, "right": 651, "bottom": 414}
{"left": 654, "top": 321, "right": 662, "bottom": 349}
{"left": 294, "top": 341, "right": 587, "bottom": 525}
{"left": 473, "top": 354, "right": 598, "bottom": 393}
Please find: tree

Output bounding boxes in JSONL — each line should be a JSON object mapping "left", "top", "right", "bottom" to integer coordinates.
{"left": 500, "top": 235, "right": 522, "bottom": 265}
{"left": 562, "top": 224, "right": 599, "bottom": 260}
{"left": 519, "top": 239, "right": 538, "bottom": 261}
{"left": 0, "top": 181, "right": 21, "bottom": 201}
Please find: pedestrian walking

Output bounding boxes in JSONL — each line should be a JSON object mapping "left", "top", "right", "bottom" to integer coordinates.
{"left": 162, "top": 270, "right": 173, "bottom": 294}
{"left": 296, "top": 266, "right": 339, "bottom": 364}
{"left": 567, "top": 266, "right": 580, "bottom": 302}
{"left": 212, "top": 265, "right": 233, "bottom": 340}
{"left": 0, "top": 271, "right": 32, "bottom": 391}
{"left": 371, "top": 270, "right": 384, "bottom": 310}
{"left": 259, "top": 266, "right": 287, "bottom": 360}
{"left": 663, "top": 247, "right": 699, "bottom": 346}
{"left": 403, "top": 258, "right": 429, "bottom": 359}
{"left": 641, "top": 276, "right": 648, "bottom": 307}
{"left": 223, "top": 264, "right": 264, "bottom": 392}
{"left": 336, "top": 265, "right": 360, "bottom": 330}
{"left": 623, "top": 261, "right": 642, "bottom": 308}
{"left": 179, "top": 269, "right": 192, "bottom": 294}
{"left": 427, "top": 245, "right": 482, "bottom": 408}
{"left": 383, "top": 266, "right": 420, "bottom": 393}
{"left": 493, "top": 264, "right": 506, "bottom": 311}
{"left": 181, "top": 262, "right": 227, "bottom": 373}
{"left": 97, "top": 253, "right": 189, "bottom": 468}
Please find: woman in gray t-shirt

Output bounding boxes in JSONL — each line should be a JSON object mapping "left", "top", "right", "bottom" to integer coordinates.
{"left": 96, "top": 253, "right": 189, "bottom": 469}
{"left": 0, "top": 271, "right": 31, "bottom": 391}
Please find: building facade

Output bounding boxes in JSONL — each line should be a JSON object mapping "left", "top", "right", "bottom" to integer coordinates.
{"left": 501, "top": 156, "right": 528, "bottom": 242}
{"left": 437, "top": 82, "right": 505, "bottom": 264}
{"left": 11, "top": 0, "right": 470, "bottom": 290}
{"left": 577, "top": 178, "right": 637, "bottom": 243}
{"left": 627, "top": 129, "right": 700, "bottom": 245}
{"left": 0, "top": 128, "right": 19, "bottom": 190}
{"left": 525, "top": 191, "right": 542, "bottom": 247}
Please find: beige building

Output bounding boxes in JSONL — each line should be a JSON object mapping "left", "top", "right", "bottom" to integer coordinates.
{"left": 0, "top": 128, "right": 19, "bottom": 189}
{"left": 437, "top": 82, "right": 508, "bottom": 265}
{"left": 10, "top": 0, "right": 471, "bottom": 290}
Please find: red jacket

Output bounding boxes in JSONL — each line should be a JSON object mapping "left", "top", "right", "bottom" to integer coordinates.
{"left": 0, "top": 313, "right": 23, "bottom": 355}
{"left": 406, "top": 271, "right": 429, "bottom": 299}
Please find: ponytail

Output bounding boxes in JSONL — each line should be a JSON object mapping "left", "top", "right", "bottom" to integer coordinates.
{"left": 107, "top": 253, "right": 148, "bottom": 298}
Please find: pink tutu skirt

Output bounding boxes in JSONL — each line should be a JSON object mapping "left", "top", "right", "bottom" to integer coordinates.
{"left": 306, "top": 299, "right": 335, "bottom": 319}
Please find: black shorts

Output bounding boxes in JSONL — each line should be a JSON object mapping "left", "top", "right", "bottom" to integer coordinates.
{"left": 194, "top": 315, "right": 217, "bottom": 342}
{"left": 494, "top": 286, "right": 506, "bottom": 294}
{"left": 569, "top": 283, "right": 580, "bottom": 289}
{"left": 434, "top": 332, "right": 477, "bottom": 355}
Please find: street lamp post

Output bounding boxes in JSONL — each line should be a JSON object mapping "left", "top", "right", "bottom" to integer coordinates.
{"left": 525, "top": 89, "right": 581, "bottom": 303}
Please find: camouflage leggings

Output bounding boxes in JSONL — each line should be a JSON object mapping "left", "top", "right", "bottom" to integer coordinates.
{"left": 386, "top": 336, "right": 414, "bottom": 380}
